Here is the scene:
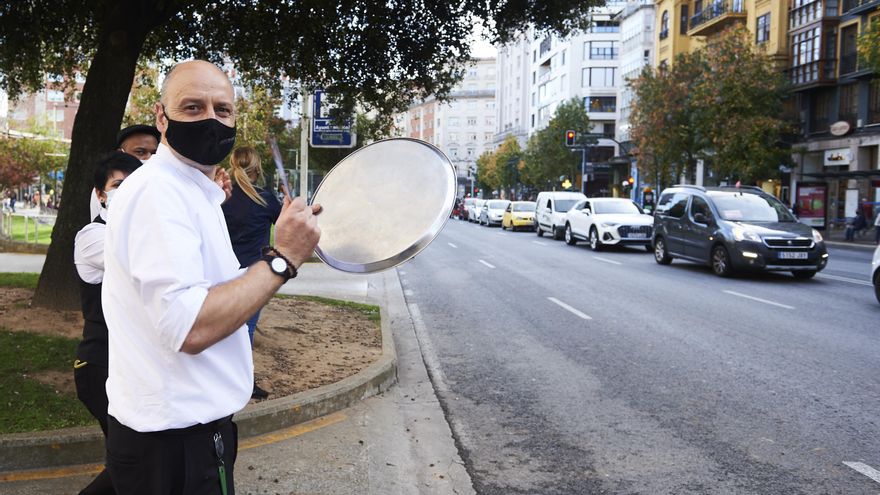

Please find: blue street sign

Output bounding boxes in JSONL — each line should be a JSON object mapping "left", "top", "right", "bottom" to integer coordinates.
{"left": 310, "top": 90, "right": 355, "bottom": 148}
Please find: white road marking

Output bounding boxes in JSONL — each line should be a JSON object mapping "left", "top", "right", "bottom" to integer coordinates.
{"left": 547, "top": 297, "right": 592, "bottom": 320}
{"left": 447, "top": 243, "right": 458, "bottom": 249}
{"left": 478, "top": 259, "right": 496, "bottom": 269}
{"left": 816, "top": 273, "right": 873, "bottom": 286}
{"left": 532, "top": 241, "right": 547, "bottom": 246}
{"left": 403, "top": 289, "right": 414, "bottom": 296}
{"left": 592, "top": 256, "right": 622, "bottom": 266}
{"left": 844, "top": 462, "right": 880, "bottom": 485}
{"left": 408, "top": 303, "right": 450, "bottom": 392}
{"left": 723, "top": 290, "right": 795, "bottom": 310}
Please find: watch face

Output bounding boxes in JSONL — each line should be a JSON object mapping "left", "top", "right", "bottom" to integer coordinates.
{"left": 270, "top": 257, "right": 287, "bottom": 274}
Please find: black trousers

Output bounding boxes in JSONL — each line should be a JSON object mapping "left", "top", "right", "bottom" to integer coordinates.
{"left": 107, "top": 415, "right": 237, "bottom": 495}
{"left": 74, "top": 362, "right": 115, "bottom": 495}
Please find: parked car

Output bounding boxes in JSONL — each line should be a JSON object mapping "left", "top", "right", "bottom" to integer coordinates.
{"left": 468, "top": 199, "right": 486, "bottom": 223}
{"left": 563, "top": 198, "right": 654, "bottom": 251}
{"left": 502, "top": 201, "right": 537, "bottom": 231}
{"left": 459, "top": 197, "right": 476, "bottom": 221}
{"left": 535, "top": 191, "right": 587, "bottom": 240}
{"left": 479, "top": 199, "right": 511, "bottom": 226}
{"left": 652, "top": 185, "right": 829, "bottom": 278}
{"left": 872, "top": 244, "right": 880, "bottom": 303}
{"left": 452, "top": 197, "right": 463, "bottom": 219}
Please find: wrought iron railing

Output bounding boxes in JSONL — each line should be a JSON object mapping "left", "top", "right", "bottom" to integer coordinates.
{"left": 690, "top": 0, "right": 745, "bottom": 29}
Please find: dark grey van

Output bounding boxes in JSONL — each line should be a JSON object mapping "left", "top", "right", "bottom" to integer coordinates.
{"left": 652, "top": 185, "right": 829, "bottom": 278}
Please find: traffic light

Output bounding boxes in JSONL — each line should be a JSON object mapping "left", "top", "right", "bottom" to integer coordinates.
{"left": 627, "top": 177, "right": 634, "bottom": 186}
{"left": 565, "top": 130, "right": 576, "bottom": 147}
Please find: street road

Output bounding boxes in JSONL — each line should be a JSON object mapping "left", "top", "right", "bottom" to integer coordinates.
{"left": 401, "top": 219, "right": 879, "bottom": 494}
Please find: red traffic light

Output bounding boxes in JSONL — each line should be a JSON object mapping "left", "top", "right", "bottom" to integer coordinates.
{"left": 565, "top": 130, "right": 576, "bottom": 147}
{"left": 627, "top": 177, "right": 634, "bottom": 184}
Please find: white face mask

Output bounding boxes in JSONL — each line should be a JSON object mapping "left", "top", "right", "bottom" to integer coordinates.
{"left": 103, "top": 189, "right": 118, "bottom": 209}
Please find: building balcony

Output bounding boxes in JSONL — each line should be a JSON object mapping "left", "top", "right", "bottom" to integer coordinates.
{"left": 841, "top": 0, "right": 880, "bottom": 15}
{"left": 787, "top": 59, "right": 837, "bottom": 89}
{"left": 688, "top": 0, "right": 747, "bottom": 36}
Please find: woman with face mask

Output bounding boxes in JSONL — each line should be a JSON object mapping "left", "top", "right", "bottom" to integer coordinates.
{"left": 221, "top": 146, "right": 282, "bottom": 400}
{"left": 72, "top": 151, "right": 142, "bottom": 495}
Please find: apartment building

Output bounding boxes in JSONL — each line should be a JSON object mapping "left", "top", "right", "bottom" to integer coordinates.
{"left": 5, "top": 72, "right": 84, "bottom": 141}
{"left": 397, "top": 58, "right": 497, "bottom": 196}
{"left": 788, "top": 0, "right": 880, "bottom": 227}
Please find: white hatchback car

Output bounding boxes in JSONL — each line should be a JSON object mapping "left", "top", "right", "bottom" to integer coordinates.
{"left": 563, "top": 197, "right": 654, "bottom": 251}
{"left": 872, "top": 244, "right": 880, "bottom": 304}
{"left": 468, "top": 199, "right": 486, "bottom": 223}
{"left": 479, "top": 200, "right": 511, "bottom": 226}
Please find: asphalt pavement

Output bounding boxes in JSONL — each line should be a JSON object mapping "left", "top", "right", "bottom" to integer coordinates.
{"left": 399, "top": 219, "right": 879, "bottom": 494}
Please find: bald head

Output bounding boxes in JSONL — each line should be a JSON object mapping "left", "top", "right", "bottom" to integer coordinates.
{"left": 155, "top": 60, "right": 237, "bottom": 168}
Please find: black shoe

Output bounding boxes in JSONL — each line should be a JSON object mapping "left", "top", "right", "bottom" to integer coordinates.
{"left": 252, "top": 384, "right": 269, "bottom": 400}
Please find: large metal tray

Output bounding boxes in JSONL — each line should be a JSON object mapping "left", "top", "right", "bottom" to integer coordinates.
{"left": 311, "top": 138, "right": 456, "bottom": 273}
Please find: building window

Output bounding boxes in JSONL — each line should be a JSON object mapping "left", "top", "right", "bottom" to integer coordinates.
{"left": 562, "top": 49, "right": 567, "bottom": 65}
{"left": 680, "top": 5, "right": 689, "bottom": 34}
{"left": 603, "top": 123, "right": 616, "bottom": 138}
{"left": 466, "top": 117, "right": 477, "bottom": 126}
{"left": 839, "top": 84, "right": 859, "bottom": 123}
{"left": 840, "top": 24, "right": 858, "bottom": 75}
{"left": 585, "top": 67, "right": 616, "bottom": 87}
{"left": 586, "top": 96, "right": 617, "bottom": 113}
{"left": 660, "top": 11, "right": 669, "bottom": 39}
{"left": 468, "top": 133, "right": 478, "bottom": 141}
{"left": 809, "top": 89, "right": 832, "bottom": 133}
{"left": 588, "top": 41, "right": 619, "bottom": 60}
{"left": 449, "top": 117, "right": 459, "bottom": 127}
{"left": 756, "top": 14, "right": 770, "bottom": 43}
{"left": 47, "top": 90, "right": 64, "bottom": 102}
{"left": 466, "top": 148, "right": 475, "bottom": 157}
{"left": 869, "top": 79, "right": 880, "bottom": 125}
{"left": 467, "top": 68, "right": 478, "bottom": 78}
{"left": 589, "top": 20, "right": 620, "bottom": 33}
{"left": 450, "top": 148, "right": 459, "bottom": 157}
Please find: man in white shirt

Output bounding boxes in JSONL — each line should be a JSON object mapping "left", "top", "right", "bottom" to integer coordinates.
{"left": 102, "top": 59, "right": 321, "bottom": 495}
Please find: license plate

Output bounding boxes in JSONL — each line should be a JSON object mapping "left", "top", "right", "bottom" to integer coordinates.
{"left": 778, "top": 251, "right": 808, "bottom": 260}
{"left": 628, "top": 233, "right": 647, "bottom": 239}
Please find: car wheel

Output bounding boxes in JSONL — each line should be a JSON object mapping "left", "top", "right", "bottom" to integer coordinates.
{"left": 589, "top": 228, "right": 603, "bottom": 251}
{"left": 565, "top": 224, "right": 577, "bottom": 245}
{"left": 502, "top": 222, "right": 507, "bottom": 230}
{"left": 536, "top": 224, "right": 544, "bottom": 237}
{"left": 791, "top": 270, "right": 816, "bottom": 280}
{"left": 711, "top": 245, "right": 733, "bottom": 277}
{"left": 552, "top": 225, "right": 563, "bottom": 241}
{"left": 654, "top": 237, "right": 672, "bottom": 265}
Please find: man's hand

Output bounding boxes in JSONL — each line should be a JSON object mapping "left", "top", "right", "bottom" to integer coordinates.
{"left": 214, "top": 168, "right": 232, "bottom": 202}
{"left": 274, "top": 196, "right": 321, "bottom": 268}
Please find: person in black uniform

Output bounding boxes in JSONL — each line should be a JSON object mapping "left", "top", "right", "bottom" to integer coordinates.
{"left": 72, "top": 151, "right": 143, "bottom": 495}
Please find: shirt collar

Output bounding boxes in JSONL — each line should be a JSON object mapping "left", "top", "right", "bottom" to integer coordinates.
{"left": 155, "top": 143, "right": 226, "bottom": 205}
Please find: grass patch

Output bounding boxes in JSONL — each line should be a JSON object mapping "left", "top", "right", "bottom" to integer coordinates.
{"left": 0, "top": 272, "right": 40, "bottom": 289}
{"left": 0, "top": 330, "right": 92, "bottom": 433}
{"left": 4, "top": 215, "right": 54, "bottom": 245}
{"left": 275, "top": 294, "right": 381, "bottom": 323}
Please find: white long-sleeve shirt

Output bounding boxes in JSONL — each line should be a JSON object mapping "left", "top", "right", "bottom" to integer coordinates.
{"left": 73, "top": 209, "right": 107, "bottom": 285}
{"left": 102, "top": 143, "right": 252, "bottom": 432}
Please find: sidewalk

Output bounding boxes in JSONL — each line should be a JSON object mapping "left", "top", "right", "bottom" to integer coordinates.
{"left": 0, "top": 254, "right": 474, "bottom": 494}
{"left": 821, "top": 227, "right": 879, "bottom": 250}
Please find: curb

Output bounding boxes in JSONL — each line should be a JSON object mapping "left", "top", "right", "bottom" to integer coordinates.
{"left": 0, "top": 296, "right": 398, "bottom": 473}
{"left": 824, "top": 240, "right": 877, "bottom": 250}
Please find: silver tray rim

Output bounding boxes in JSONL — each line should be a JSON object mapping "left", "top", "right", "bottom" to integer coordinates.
{"left": 310, "top": 137, "right": 457, "bottom": 273}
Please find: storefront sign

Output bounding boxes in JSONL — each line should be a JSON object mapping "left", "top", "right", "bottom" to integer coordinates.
{"left": 823, "top": 148, "right": 851, "bottom": 166}
{"left": 796, "top": 183, "right": 827, "bottom": 228}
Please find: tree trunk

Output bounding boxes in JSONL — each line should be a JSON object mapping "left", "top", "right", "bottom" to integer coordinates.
{"left": 31, "top": 7, "right": 153, "bottom": 310}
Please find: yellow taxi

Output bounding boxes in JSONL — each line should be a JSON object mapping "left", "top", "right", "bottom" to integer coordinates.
{"left": 502, "top": 201, "right": 537, "bottom": 231}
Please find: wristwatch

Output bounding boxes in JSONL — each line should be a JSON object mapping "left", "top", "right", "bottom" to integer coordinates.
{"left": 260, "top": 247, "right": 297, "bottom": 282}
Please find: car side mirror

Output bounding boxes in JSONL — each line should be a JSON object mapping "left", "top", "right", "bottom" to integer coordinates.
{"left": 693, "top": 213, "right": 709, "bottom": 224}
{"left": 583, "top": 209, "right": 591, "bottom": 215}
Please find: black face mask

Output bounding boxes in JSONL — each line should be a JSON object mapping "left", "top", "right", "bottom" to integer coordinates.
{"left": 163, "top": 107, "right": 236, "bottom": 165}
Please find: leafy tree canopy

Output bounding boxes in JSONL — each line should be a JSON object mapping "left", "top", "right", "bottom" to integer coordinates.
{"left": 522, "top": 97, "right": 592, "bottom": 189}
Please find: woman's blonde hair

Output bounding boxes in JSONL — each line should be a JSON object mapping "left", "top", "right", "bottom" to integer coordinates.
{"left": 229, "top": 146, "right": 267, "bottom": 207}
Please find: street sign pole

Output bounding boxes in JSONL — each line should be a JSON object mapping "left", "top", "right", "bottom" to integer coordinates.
{"left": 300, "top": 92, "right": 310, "bottom": 200}
{"left": 581, "top": 147, "right": 587, "bottom": 195}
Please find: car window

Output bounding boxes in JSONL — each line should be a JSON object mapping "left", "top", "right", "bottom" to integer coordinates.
{"left": 594, "top": 200, "right": 642, "bottom": 215}
{"left": 657, "top": 192, "right": 689, "bottom": 218}
{"left": 546, "top": 199, "right": 552, "bottom": 209}
{"left": 506, "top": 204, "right": 511, "bottom": 212}
{"left": 488, "top": 200, "right": 509, "bottom": 209}
{"left": 690, "top": 196, "right": 712, "bottom": 222}
{"left": 555, "top": 199, "right": 579, "bottom": 212}
{"left": 573, "top": 201, "right": 586, "bottom": 210}
{"left": 513, "top": 202, "right": 535, "bottom": 212}
{"left": 707, "top": 192, "right": 795, "bottom": 222}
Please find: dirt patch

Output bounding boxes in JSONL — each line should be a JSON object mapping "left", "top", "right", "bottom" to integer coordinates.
{"left": 1, "top": 288, "right": 382, "bottom": 402}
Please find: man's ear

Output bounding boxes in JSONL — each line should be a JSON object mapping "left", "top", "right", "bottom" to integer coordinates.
{"left": 155, "top": 102, "right": 167, "bottom": 133}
